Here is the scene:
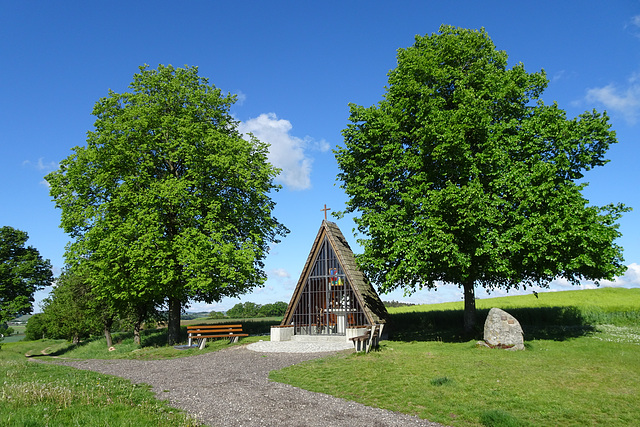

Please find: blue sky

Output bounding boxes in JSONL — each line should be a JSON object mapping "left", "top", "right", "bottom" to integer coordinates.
{"left": 2, "top": 1, "right": 639, "bottom": 313}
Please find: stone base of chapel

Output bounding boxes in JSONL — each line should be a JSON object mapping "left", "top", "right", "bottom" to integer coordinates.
{"left": 270, "top": 325, "right": 382, "bottom": 343}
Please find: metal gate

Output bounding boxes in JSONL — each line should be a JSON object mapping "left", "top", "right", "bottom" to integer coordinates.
{"left": 291, "top": 237, "right": 367, "bottom": 335}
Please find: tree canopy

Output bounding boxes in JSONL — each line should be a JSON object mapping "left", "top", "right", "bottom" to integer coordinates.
{"left": 335, "top": 26, "right": 629, "bottom": 333}
{"left": 224, "top": 301, "right": 288, "bottom": 318}
{"left": 38, "top": 270, "right": 103, "bottom": 344}
{"left": 46, "top": 64, "right": 288, "bottom": 344}
{"left": 0, "top": 226, "right": 54, "bottom": 325}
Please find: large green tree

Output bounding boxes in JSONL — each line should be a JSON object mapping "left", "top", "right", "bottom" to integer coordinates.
{"left": 46, "top": 64, "right": 288, "bottom": 345}
{"left": 335, "top": 26, "right": 629, "bottom": 334}
{"left": 0, "top": 226, "right": 54, "bottom": 325}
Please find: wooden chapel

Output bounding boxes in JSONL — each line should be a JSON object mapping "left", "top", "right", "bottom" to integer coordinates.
{"left": 272, "top": 220, "right": 388, "bottom": 343}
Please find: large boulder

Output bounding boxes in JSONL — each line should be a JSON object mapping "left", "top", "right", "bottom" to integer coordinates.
{"left": 481, "top": 308, "right": 525, "bottom": 350}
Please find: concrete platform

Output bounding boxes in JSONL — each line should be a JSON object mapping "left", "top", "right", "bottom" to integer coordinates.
{"left": 290, "top": 334, "right": 347, "bottom": 343}
{"left": 247, "top": 339, "right": 354, "bottom": 353}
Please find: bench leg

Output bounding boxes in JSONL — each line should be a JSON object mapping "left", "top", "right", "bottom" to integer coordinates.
{"left": 188, "top": 337, "right": 192, "bottom": 347}
{"left": 229, "top": 336, "right": 239, "bottom": 344}
{"left": 366, "top": 325, "right": 380, "bottom": 353}
{"left": 366, "top": 339, "right": 374, "bottom": 353}
{"left": 198, "top": 338, "right": 207, "bottom": 350}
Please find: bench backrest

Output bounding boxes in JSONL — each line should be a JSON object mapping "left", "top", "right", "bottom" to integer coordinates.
{"left": 187, "top": 324, "right": 243, "bottom": 333}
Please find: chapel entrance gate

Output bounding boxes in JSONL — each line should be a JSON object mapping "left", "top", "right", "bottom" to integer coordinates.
{"left": 290, "top": 237, "right": 368, "bottom": 336}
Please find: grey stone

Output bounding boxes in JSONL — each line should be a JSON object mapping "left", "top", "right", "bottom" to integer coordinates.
{"left": 482, "top": 307, "right": 525, "bottom": 350}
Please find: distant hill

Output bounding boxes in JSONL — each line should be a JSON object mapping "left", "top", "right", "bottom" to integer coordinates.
{"left": 182, "top": 312, "right": 211, "bottom": 320}
{"left": 10, "top": 314, "right": 32, "bottom": 323}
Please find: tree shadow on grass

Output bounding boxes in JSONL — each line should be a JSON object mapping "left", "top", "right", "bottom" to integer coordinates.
{"left": 24, "top": 339, "right": 92, "bottom": 358}
{"left": 26, "top": 328, "right": 177, "bottom": 358}
{"left": 107, "top": 328, "right": 181, "bottom": 348}
{"left": 387, "top": 306, "right": 596, "bottom": 343}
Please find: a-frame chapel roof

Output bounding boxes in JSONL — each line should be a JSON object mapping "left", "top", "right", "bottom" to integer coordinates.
{"left": 281, "top": 220, "right": 388, "bottom": 326}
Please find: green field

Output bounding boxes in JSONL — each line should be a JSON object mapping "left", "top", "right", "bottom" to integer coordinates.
{"left": 1, "top": 334, "right": 26, "bottom": 344}
{"left": 391, "top": 287, "right": 640, "bottom": 314}
{"left": 387, "top": 287, "right": 640, "bottom": 342}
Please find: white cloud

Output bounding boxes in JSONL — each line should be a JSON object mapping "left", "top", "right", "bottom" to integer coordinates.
{"left": 22, "top": 157, "right": 58, "bottom": 188}
{"left": 596, "top": 262, "right": 640, "bottom": 288}
{"left": 234, "top": 91, "right": 247, "bottom": 106}
{"left": 270, "top": 267, "right": 291, "bottom": 279}
{"left": 537, "top": 263, "right": 640, "bottom": 290}
{"left": 624, "top": 15, "right": 640, "bottom": 39}
{"left": 238, "top": 113, "right": 329, "bottom": 190}
{"left": 628, "top": 15, "right": 640, "bottom": 33}
{"left": 268, "top": 267, "right": 297, "bottom": 291}
{"left": 22, "top": 157, "right": 58, "bottom": 172}
{"left": 585, "top": 75, "right": 640, "bottom": 125}
{"left": 551, "top": 70, "right": 566, "bottom": 83}
{"left": 186, "top": 301, "right": 228, "bottom": 313}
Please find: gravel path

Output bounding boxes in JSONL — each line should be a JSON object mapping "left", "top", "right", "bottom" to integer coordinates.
{"left": 48, "top": 343, "right": 444, "bottom": 427}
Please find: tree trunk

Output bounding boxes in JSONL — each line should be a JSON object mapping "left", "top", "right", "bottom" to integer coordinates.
{"left": 104, "top": 316, "right": 114, "bottom": 347}
{"left": 167, "top": 296, "right": 182, "bottom": 346}
{"left": 104, "top": 327, "right": 113, "bottom": 347}
{"left": 463, "top": 280, "right": 477, "bottom": 337}
{"left": 133, "top": 320, "right": 142, "bottom": 346}
{"left": 72, "top": 333, "right": 80, "bottom": 345}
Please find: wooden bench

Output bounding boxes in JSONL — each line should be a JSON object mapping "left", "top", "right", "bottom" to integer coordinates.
{"left": 349, "top": 324, "right": 381, "bottom": 353}
{"left": 187, "top": 324, "right": 248, "bottom": 350}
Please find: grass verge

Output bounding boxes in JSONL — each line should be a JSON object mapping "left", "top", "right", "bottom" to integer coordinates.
{"left": 0, "top": 340, "right": 201, "bottom": 426}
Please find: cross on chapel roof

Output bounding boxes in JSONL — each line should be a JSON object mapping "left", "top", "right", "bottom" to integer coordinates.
{"left": 320, "top": 204, "right": 331, "bottom": 220}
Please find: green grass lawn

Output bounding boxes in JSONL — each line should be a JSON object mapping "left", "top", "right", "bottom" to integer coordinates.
{"left": 271, "top": 328, "right": 640, "bottom": 426}
{"left": 271, "top": 288, "right": 640, "bottom": 427}
{"left": 14, "top": 323, "right": 265, "bottom": 361}
{"left": 0, "top": 339, "right": 202, "bottom": 426}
